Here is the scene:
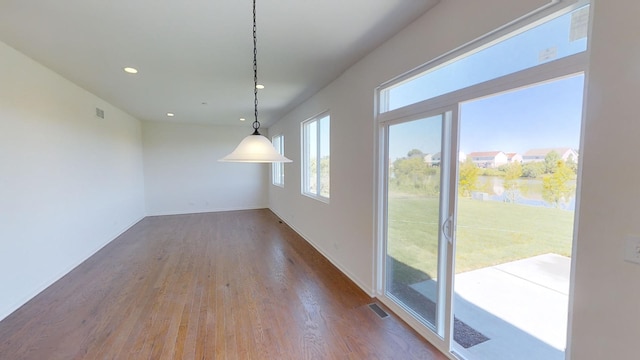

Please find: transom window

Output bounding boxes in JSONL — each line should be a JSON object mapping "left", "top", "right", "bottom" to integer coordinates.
{"left": 380, "top": 5, "right": 589, "bottom": 113}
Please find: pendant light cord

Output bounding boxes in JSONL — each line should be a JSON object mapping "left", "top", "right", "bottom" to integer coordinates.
{"left": 252, "top": 0, "right": 261, "bottom": 135}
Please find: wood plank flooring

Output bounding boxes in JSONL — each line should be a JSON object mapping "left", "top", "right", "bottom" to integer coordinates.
{"left": 0, "top": 209, "right": 447, "bottom": 360}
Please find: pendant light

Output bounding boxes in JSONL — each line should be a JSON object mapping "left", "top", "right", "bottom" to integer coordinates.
{"left": 219, "top": 0, "right": 292, "bottom": 163}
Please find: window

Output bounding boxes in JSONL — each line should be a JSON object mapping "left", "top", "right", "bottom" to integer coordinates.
{"left": 302, "top": 113, "right": 330, "bottom": 201}
{"left": 380, "top": 5, "right": 589, "bottom": 113}
{"left": 271, "top": 134, "right": 285, "bottom": 187}
{"left": 376, "top": 3, "right": 589, "bottom": 360}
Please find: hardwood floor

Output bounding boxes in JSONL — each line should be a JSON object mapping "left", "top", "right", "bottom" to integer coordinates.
{"left": 0, "top": 209, "right": 446, "bottom": 360}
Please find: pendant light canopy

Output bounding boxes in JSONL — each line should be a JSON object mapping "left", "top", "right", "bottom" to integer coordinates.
{"left": 219, "top": 0, "right": 292, "bottom": 163}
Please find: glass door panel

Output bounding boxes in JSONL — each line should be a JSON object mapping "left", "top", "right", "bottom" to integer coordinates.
{"left": 385, "top": 114, "right": 448, "bottom": 334}
{"left": 451, "top": 75, "right": 584, "bottom": 359}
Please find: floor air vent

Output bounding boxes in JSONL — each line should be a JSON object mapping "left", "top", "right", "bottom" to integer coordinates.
{"left": 368, "top": 303, "right": 389, "bottom": 319}
{"left": 96, "top": 107, "right": 105, "bottom": 119}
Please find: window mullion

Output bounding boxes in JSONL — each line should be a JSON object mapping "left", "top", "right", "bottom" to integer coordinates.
{"left": 316, "top": 122, "right": 321, "bottom": 196}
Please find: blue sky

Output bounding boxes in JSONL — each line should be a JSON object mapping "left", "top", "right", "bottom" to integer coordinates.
{"left": 388, "top": 75, "right": 584, "bottom": 160}
{"left": 387, "top": 6, "right": 588, "bottom": 161}
{"left": 459, "top": 75, "right": 584, "bottom": 155}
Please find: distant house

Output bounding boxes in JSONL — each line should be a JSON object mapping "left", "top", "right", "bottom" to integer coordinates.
{"left": 468, "top": 151, "right": 508, "bottom": 168}
{"left": 506, "top": 152, "right": 522, "bottom": 163}
{"left": 522, "top": 148, "right": 579, "bottom": 163}
{"left": 423, "top": 153, "right": 434, "bottom": 165}
{"left": 430, "top": 152, "right": 441, "bottom": 166}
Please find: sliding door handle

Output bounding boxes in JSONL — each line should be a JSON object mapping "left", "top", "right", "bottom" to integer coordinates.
{"left": 443, "top": 215, "right": 454, "bottom": 244}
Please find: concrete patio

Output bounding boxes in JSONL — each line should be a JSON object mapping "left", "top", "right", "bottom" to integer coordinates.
{"left": 411, "top": 253, "right": 570, "bottom": 360}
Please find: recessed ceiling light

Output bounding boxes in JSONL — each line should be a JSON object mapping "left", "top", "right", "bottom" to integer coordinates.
{"left": 256, "top": 84, "right": 265, "bottom": 89}
{"left": 167, "top": 113, "right": 175, "bottom": 117}
{"left": 240, "top": 118, "right": 246, "bottom": 121}
{"left": 123, "top": 67, "right": 138, "bottom": 74}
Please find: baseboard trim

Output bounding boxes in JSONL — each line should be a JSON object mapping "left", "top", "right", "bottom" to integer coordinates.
{"left": 146, "top": 205, "right": 268, "bottom": 217}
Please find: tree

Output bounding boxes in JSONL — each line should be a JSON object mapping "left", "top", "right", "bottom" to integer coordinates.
{"left": 458, "top": 158, "right": 479, "bottom": 197}
{"left": 503, "top": 162, "right": 522, "bottom": 203}
{"left": 319, "top": 156, "right": 330, "bottom": 197}
{"left": 522, "top": 161, "right": 545, "bottom": 178}
{"left": 407, "top": 149, "right": 425, "bottom": 158}
{"left": 308, "top": 156, "right": 331, "bottom": 197}
{"left": 392, "top": 156, "right": 438, "bottom": 195}
{"left": 542, "top": 160, "right": 575, "bottom": 207}
{"left": 544, "top": 150, "right": 561, "bottom": 174}
{"left": 566, "top": 157, "right": 578, "bottom": 174}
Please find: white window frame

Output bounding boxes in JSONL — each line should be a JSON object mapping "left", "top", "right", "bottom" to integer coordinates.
{"left": 271, "top": 134, "right": 285, "bottom": 187}
{"left": 301, "top": 112, "right": 330, "bottom": 202}
{"left": 373, "top": 1, "right": 590, "bottom": 357}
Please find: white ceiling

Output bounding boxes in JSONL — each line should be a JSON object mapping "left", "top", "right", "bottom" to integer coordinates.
{"left": 0, "top": 0, "right": 439, "bottom": 127}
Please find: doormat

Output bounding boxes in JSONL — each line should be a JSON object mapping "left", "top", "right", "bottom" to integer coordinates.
{"left": 454, "top": 317, "right": 490, "bottom": 348}
{"left": 391, "top": 284, "right": 489, "bottom": 348}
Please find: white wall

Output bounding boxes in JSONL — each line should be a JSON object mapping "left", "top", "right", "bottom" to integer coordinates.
{"left": 0, "top": 41, "right": 146, "bottom": 320}
{"left": 143, "top": 121, "right": 268, "bottom": 215}
{"left": 270, "top": 0, "right": 640, "bottom": 358}
{"left": 268, "top": 0, "right": 549, "bottom": 295}
{"left": 570, "top": 0, "right": 640, "bottom": 358}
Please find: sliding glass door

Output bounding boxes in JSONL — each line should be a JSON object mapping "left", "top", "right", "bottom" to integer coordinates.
{"left": 378, "top": 76, "right": 584, "bottom": 360}
{"left": 384, "top": 112, "right": 453, "bottom": 337}
{"left": 376, "top": 4, "right": 590, "bottom": 358}
{"left": 451, "top": 75, "right": 584, "bottom": 360}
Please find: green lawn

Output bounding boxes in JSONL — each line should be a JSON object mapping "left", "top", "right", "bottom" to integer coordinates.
{"left": 387, "top": 195, "right": 574, "bottom": 283}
